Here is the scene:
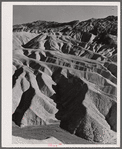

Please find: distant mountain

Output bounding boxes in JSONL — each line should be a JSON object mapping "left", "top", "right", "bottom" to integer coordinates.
{"left": 13, "top": 15, "right": 117, "bottom": 35}
{"left": 13, "top": 20, "right": 80, "bottom": 33}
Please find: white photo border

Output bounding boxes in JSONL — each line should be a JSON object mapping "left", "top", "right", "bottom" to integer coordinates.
{"left": 2, "top": 1, "right": 120, "bottom": 148}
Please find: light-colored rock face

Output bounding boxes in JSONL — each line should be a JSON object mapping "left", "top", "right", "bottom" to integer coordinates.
{"left": 13, "top": 16, "right": 117, "bottom": 144}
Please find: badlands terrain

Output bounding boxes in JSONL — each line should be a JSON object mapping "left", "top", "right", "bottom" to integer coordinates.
{"left": 12, "top": 16, "right": 117, "bottom": 144}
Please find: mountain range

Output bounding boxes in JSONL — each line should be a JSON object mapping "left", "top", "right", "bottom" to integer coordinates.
{"left": 12, "top": 15, "right": 117, "bottom": 144}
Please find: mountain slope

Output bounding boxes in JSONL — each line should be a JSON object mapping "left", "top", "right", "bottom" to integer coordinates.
{"left": 12, "top": 15, "right": 117, "bottom": 144}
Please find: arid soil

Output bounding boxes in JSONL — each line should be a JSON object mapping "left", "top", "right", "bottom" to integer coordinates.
{"left": 12, "top": 16, "right": 117, "bottom": 144}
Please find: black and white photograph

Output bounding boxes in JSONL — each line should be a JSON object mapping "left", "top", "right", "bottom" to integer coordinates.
{"left": 2, "top": 2, "right": 120, "bottom": 147}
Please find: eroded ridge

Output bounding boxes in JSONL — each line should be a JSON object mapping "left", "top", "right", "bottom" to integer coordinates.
{"left": 12, "top": 16, "right": 117, "bottom": 144}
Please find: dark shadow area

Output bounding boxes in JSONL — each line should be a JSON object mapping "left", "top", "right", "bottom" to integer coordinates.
{"left": 13, "top": 67, "right": 23, "bottom": 87}
{"left": 51, "top": 70, "right": 89, "bottom": 135}
{"left": 105, "top": 102, "right": 117, "bottom": 132}
{"left": 91, "top": 53, "right": 104, "bottom": 61}
{"left": 12, "top": 84, "right": 35, "bottom": 126}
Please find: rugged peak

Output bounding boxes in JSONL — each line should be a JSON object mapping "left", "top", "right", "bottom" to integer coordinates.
{"left": 13, "top": 16, "right": 117, "bottom": 36}
{"left": 105, "top": 15, "right": 117, "bottom": 21}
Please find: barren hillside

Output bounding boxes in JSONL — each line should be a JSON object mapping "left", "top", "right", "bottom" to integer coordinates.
{"left": 12, "top": 16, "right": 117, "bottom": 144}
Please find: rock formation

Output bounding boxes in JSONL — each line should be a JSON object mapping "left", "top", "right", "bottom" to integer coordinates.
{"left": 12, "top": 15, "right": 117, "bottom": 144}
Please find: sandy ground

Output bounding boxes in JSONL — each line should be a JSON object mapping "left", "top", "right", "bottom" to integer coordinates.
{"left": 12, "top": 122, "right": 93, "bottom": 144}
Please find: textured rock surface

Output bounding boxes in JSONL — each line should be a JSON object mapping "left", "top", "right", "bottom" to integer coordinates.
{"left": 51, "top": 70, "right": 116, "bottom": 143}
{"left": 12, "top": 16, "right": 117, "bottom": 144}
